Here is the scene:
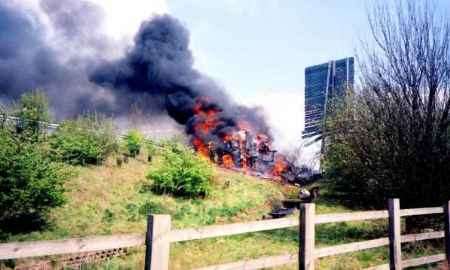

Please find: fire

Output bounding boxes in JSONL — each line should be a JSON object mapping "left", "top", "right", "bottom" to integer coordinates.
{"left": 193, "top": 96, "right": 211, "bottom": 114}
{"left": 192, "top": 137, "right": 209, "bottom": 158}
{"left": 222, "top": 154, "right": 234, "bottom": 168}
{"left": 193, "top": 97, "right": 220, "bottom": 134}
{"left": 272, "top": 156, "right": 288, "bottom": 176}
{"left": 195, "top": 113, "right": 218, "bottom": 134}
{"left": 188, "top": 95, "right": 298, "bottom": 183}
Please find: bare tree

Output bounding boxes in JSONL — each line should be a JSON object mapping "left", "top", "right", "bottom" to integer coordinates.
{"left": 325, "top": 0, "right": 450, "bottom": 209}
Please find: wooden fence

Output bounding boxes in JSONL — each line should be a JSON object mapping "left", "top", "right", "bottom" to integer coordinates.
{"left": 1, "top": 199, "right": 449, "bottom": 270}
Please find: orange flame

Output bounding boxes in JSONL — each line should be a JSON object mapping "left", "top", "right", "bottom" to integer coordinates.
{"left": 272, "top": 156, "right": 288, "bottom": 176}
{"left": 222, "top": 154, "right": 234, "bottom": 168}
{"left": 195, "top": 112, "right": 218, "bottom": 134}
{"left": 192, "top": 137, "right": 209, "bottom": 158}
{"left": 193, "top": 98, "right": 220, "bottom": 134}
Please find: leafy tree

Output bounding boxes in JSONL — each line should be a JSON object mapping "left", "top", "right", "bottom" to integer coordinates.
{"left": 325, "top": 1, "right": 450, "bottom": 209}
{"left": 0, "top": 128, "right": 66, "bottom": 232}
{"left": 14, "top": 90, "right": 51, "bottom": 141}
{"left": 0, "top": 91, "right": 68, "bottom": 233}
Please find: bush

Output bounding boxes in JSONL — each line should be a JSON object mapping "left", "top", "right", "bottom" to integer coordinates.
{"left": 13, "top": 90, "right": 51, "bottom": 142}
{"left": 0, "top": 128, "right": 66, "bottom": 231}
{"left": 148, "top": 142, "right": 213, "bottom": 197}
{"left": 145, "top": 139, "right": 158, "bottom": 156}
{"left": 144, "top": 138, "right": 158, "bottom": 163}
{"left": 49, "top": 115, "right": 118, "bottom": 165}
{"left": 123, "top": 129, "right": 144, "bottom": 157}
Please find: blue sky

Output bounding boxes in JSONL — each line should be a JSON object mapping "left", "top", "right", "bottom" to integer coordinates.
{"left": 169, "top": 0, "right": 366, "bottom": 99}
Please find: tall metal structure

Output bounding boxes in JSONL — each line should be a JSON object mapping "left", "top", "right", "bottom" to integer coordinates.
{"left": 302, "top": 57, "right": 354, "bottom": 139}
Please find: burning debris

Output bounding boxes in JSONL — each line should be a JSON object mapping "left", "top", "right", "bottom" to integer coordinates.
{"left": 189, "top": 97, "right": 307, "bottom": 182}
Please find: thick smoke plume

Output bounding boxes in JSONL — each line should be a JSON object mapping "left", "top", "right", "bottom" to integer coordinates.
{"left": 0, "top": 1, "right": 268, "bottom": 137}
{"left": 0, "top": 0, "right": 120, "bottom": 117}
{"left": 90, "top": 15, "right": 270, "bottom": 141}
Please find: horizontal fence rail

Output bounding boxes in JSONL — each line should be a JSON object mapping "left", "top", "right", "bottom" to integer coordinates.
{"left": 315, "top": 231, "right": 445, "bottom": 259}
{"left": 365, "top": 253, "right": 447, "bottom": 270}
{"left": 315, "top": 238, "right": 389, "bottom": 258}
{"left": 315, "top": 210, "right": 388, "bottom": 224}
{"left": 194, "top": 254, "right": 297, "bottom": 270}
{"left": 167, "top": 217, "right": 299, "bottom": 242}
{"left": 1, "top": 199, "right": 449, "bottom": 270}
{"left": 0, "top": 234, "right": 144, "bottom": 260}
{"left": 400, "top": 207, "right": 444, "bottom": 217}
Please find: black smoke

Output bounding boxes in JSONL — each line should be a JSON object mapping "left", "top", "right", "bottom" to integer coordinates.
{"left": 0, "top": 0, "right": 127, "bottom": 117}
{"left": 90, "top": 15, "right": 271, "bottom": 141}
{"left": 0, "top": 1, "right": 58, "bottom": 98}
{"left": 0, "top": 2, "right": 270, "bottom": 142}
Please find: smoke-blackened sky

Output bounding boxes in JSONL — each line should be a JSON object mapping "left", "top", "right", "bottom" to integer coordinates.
{"left": 0, "top": 0, "right": 120, "bottom": 117}
{"left": 0, "top": 0, "right": 186, "bottom": 120}
{"left": 0, "top": 1, "right": 56, "bottom": 98}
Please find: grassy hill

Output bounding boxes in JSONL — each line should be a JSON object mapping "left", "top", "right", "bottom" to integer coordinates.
{"left": 2, "top": 152, "right": 443, "bottom": 270}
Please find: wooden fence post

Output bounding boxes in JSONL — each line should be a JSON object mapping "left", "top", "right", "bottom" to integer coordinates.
{"left": 444, "top": 201, "right": 450, "bottom": 268}
{"left": 299, "top": 203, "right": 315, "bottom": 270}
{"left": 388, "top": 199, "right": 402, "bottom": 270}
{"left": 144, "top": 215, "right": 171, "bottom": 270}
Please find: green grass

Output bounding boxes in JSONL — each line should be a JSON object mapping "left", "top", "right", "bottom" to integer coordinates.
{"left": 0, "top": 152, "right": 445, "bottom": 270}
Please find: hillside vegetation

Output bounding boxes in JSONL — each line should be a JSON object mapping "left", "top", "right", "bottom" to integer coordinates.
{"left": 0, "top": 92, "right": 443, "bottom": 270}
{"left": 2, "top": 148, "right": 443, "bottom": 270}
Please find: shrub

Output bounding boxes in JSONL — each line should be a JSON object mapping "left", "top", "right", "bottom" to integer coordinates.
{"left": 123, "top": 129, "right": 144, "bottom": 157}
{"left": 145, "top": 139, "right": 158, "bottom": 156}
{"left": 50, "top": 115, "right": 118, "bottom": 165}
{"left": 148, "top": 142, "right": 213, "bottom": 197}
{"left": 0, "top": 128, "right": 66, "bottom": 231}
{"left": 13, "top": 90, "right": 51, "bottom": 142}
{"left": 144, "top": 139, "right": 158, "bottom": 163}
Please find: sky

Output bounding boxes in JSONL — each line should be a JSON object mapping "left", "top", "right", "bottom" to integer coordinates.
{"left": 170, "top": 0, "right": 366, "bottom": 98}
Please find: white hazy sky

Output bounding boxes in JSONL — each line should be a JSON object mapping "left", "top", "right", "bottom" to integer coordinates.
{"left": 88, "top": 0, "right": 168, "bottom": 41}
